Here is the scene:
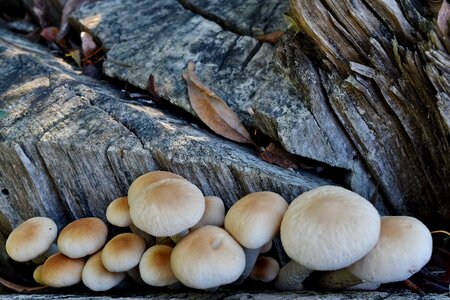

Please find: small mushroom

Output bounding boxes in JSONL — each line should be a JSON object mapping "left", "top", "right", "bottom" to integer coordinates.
{"left": 129, "top": 178, "right": 205, "bottom": 242}
{"left": 33, "top": 265, "right": 45, "bottom": 285}
{"left": 6, "top": 217, "right": 57, "bottom": 262}
{"left": 190, "top": 196, "right": 225, "bottom": 230}
{"left": 102, "top": 233, "right": 146, "bottom": 272}
{"left": 250, "top": 256, "right": 280, "bottom": 283}
{"left": 139, "top": 244, "right": 178, "bottom": 287}
{"left": 170, "top": 225, "right": 245, "bottom": 290}
{"left": 82, "top": 250, "right": 126, "bottom": 291}
{"left": 275, "top": 186, "right": 381, "bottom": 290}
{"left": 106, "top": 196, "right": 131, "bottom": 227}
{"left": 58, "top": 217, "right": 108, "bottom": 259}
{"left": 127, "top": 171, "right": 183, "bottom": 206}
{"left": 224, "top": 191, "right": 288, "bottom": 283}
{"left": 41, "top": 252, "right": 85, "bottom": 288}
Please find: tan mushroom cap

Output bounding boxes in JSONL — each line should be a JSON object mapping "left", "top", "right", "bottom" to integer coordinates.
{"left": 130, "top": 178, "right": 205, "bottom": 237}
{"left": 191, "top": 196, "right": 225, "bottom": 230}
{"left": 58, "top": 217, "right": 108, "bottom": 258}
{"left": 128, "top": 171, "right": 183, "bottom": 206}
{"left": 106, "top": 197, "right": 131, "bottom": 227}
{"left": 41, "top": 252, "right": 85, "bottom": 287}
{"left": 250, "top": 256, "right": 280, "bottom": 282}
{"left": 171, "top": 225, "right": 245, "bottom": 289}
{"left": 102, "top": 233, "right": 146, "bottom": 272}
{"left": 348, "top": 216, "right": 432, "bottom": 283}
{"left": 225, "top": 191, "right": 288, "bottom": 249}
{"left": 33, "top": 265, "right": 45, "bottom": 285}
{"left": 82, "top": 250, "right": 126, "bottom": 291}
{"left": 139, "top": 244, "right": 178, "bottom": 287}
{"left": 280, "top": 185, "right": 381, "bottom": 271}
{"left": 6, "top": 217, "right": 57, "bottom": 262}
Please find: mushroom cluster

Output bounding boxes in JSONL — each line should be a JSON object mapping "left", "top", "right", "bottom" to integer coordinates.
{"left": 5, "top": 171, "right": 433, "bottom": 292}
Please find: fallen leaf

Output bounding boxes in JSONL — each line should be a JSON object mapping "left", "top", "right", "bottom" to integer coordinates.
{"left": 80, "top": 31, "right": 97, "bottom": 58}
{"left": 40, "top": 26, "right": 59, "bottom": 42}
{"left": 256, "top": 31, "right": 285, "bottom": 44}
{"left": 147, "top": 74, "right": 163, "bottom": 102}
{"left": 260, "top": 142, "right": 298, "bottom": 169}
{"left": 0, "top": 276, "right": 48, "bottom": 293}
{"left": 183, "top": 62, "right": 255, "bottom": 145}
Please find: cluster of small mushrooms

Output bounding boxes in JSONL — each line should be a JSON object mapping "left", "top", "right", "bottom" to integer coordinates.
{"left": 5, "top": 171, "right": 433, "bottom": 292}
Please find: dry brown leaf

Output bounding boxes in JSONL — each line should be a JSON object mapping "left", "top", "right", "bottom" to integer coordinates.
{"left": 66, "top": 49, "right": 81, "bottom": 67}
{"left": 40, "top": 26, "right": 59, "bottom": 42}
{"left": 259, "top": 143, "right": 298, "bottom": 169}
{"left": 256, "top": 31, "right": 285, "bottom": 44}
{"left": 147, "top": 74, "right": 163, "bottom": 103}
{"left": 183, "top": 62, "right": 255, "bottom": 145}
{"left": 81, "top": 31, "right": 97, "bottom": 58}
{"left": 0, "top": 276, "right": 48, "bottom": 293}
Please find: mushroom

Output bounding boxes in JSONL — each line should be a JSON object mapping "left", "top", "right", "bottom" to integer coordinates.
{"left": 250, "top": 256, "right": 280, "bottom": 283}
{"left": 170, "top": 225, "right": 245, "bottom": 290}
{"left": 190, "top": 196, "right": 225, "bottom": 230}
{"left": 139, "top": 244, "right": 178, "bottom": 287}
{"left": 129, "top": 178, "right": 205, "bottom": 242}
{"left": 82, "top": 250, "right": 126, "bottom": 291}
{"left": 320, "top": 216, "right": 432, "bottom": 289}
{"left": 57, "top": 217, "right": 108, "bottom": 259}
{"left": 224, "top": 191, "right": 288, "bottom": 283}
{"left": 127, "top": 171, "right": 183, "bottom": 206}
{"left": 102, "top": 232, "right": 146, "bottom": 272}
{"left": 106, "top": 196, "right": 131, "bottom": 227}
{"left": 33, "top": 265, "right": 45, "bottom": 285}
{"left": 40, "top": 252, "right": 85, "bottom": 288}
{"left": 6, "top": 217, "right": 57, "bottom": 262}
{"left": 275, "top": 185, "right": 381, "bottom": 290}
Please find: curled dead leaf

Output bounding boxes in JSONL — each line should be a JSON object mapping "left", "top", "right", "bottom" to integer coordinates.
{"left": 259, "top": 143, "right": 298, "bottom": 169}
{"left": 256, "top": 31, "right": 285, "bottom": 44}
{"left": 183, "top": 62, "right": 255, "bottom": 145}
{"left": 0, "top": 276, "right": 48, "bottom": 293}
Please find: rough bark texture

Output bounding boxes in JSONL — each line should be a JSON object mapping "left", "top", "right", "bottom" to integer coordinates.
{"left": 0, "top": 27, "right": 330, "bottom": 231}
{"left": 69, "top": 0, "right": 450, "bottom": 228}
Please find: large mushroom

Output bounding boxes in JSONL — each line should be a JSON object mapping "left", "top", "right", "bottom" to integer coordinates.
{"left": 320, "top": 216, "right": 432, "bottom": 289}
{"left": 139, "top": 244, "right": 178, "bottom": 287}
{"left": 275, "top": 185, "right": 381, "bottom": 290}
{"left": 57, "top": 217, "right": 108, "bottom": 259}
{"left": 6, "top": 217, "right": 57, "bottom": 262}
{"left": 224, "top": 191, "right": 288, "bottom": 283}
{"left": 170, "top": 225, "right": 245, "bottom": 289}
{"left": 129, "top": 178, "right": 205, "bottom": 242}
{"left": 40, "top": 252, "right": 85, "bottom": 288}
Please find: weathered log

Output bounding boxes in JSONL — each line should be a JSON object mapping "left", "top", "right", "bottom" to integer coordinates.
{"left": 69, "top": 0, "right": 449, "bottom": 228}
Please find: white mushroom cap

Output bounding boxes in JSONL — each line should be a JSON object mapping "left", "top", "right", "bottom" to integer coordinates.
{"left": 280, "top": 185, "right": 380, "bottom": 271}
{"left": 102, "top": 233, "right": 146, "bottom": 272}
{"left": 128, "top": 171, "right": 183, "bottom": 206}
{"left": 191, "top": 196, "right": 225, "bottom": 230}
{"left": 129, "top": 178, "right": 205, "bottom": 237}
{"left": 58, "top": 218, "right": 108, "bottom": 258}
{"left": 171, "top": 225, "right": 245, "bottom": 289}
{"left": 41, "top": 252, "right": 85, "bottom": 287}
{"left": 348, "top": 216, "right": 432, "bottom": 283}
{"left": 106, "top": 197, "right": 131, "bottom": 227}
{"left": 82, "top": 250, "right": 126, "bottom": 291}
{"left": 225, "top": 191, "right": 288, "bottom": 249}
{"left": 139, "top": 244, "right": 178, "bottom": 287}
{"left": 6, "top": 217, "right": 57, "bottom": 262}
{"left": 250, "top": 256, "right": 280, "bottom": 282}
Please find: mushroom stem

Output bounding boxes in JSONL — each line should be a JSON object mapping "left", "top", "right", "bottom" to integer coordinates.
{"left": 273, "top": 260, "right": 312, "bottom": 291}
{"left": 319, "top": 268, "right": 363, "bottom": 289}
{"left": 170, "top": 229, "right": 190, "bottom": 243}
{"left": 234, "top": 247, "right": 261, "bottom": 284}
